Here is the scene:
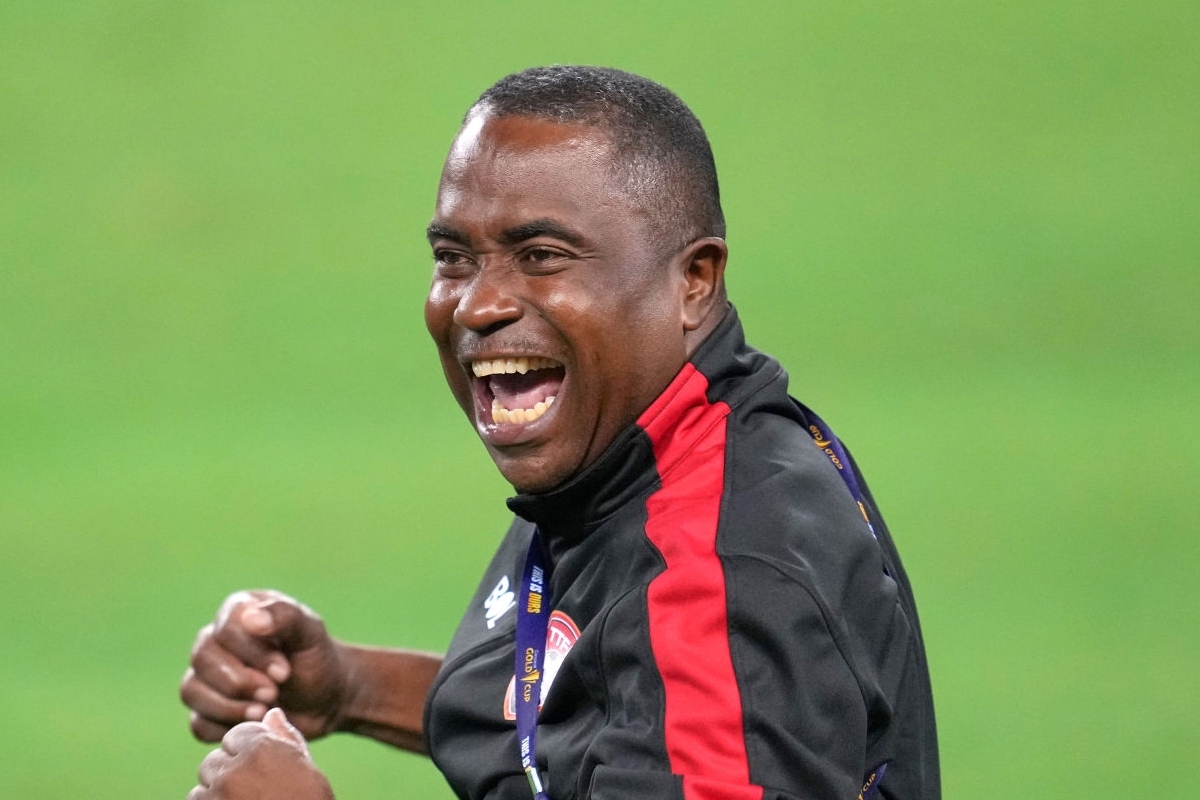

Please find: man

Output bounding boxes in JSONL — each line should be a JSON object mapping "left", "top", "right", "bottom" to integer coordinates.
{"left": 182, "top": 66, "right": 939, "bottom": 800}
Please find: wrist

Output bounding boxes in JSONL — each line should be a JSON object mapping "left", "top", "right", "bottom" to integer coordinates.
{"left": 327, "top": 645, "right": 443, "bottom": 753}
{"left": 328, "top": 641, "right": 365, "bottom": 736}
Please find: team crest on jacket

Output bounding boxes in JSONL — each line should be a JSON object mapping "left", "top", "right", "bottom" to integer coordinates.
{"left": 503, "top": 610, "right": 580, "bottom": 720}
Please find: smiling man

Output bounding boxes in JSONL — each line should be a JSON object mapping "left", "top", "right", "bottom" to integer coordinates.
{"left": 182, "top": 67, "right": 939, "bottom": 800}
{"left": 424, "top": 107, "right": 728, "bottom": 493}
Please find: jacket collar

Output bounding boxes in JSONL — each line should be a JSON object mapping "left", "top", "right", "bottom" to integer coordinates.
{"left": 506, "top": 305, "right": 774, "bottom": 541}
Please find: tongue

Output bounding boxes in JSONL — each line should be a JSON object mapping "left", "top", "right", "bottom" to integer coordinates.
{"left": 490, "top": 368, "right": 563, "bottom": 410}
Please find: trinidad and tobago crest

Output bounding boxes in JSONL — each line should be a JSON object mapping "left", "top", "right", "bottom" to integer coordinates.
{"left": 504, "top": 610, "right": 580, "bottom": 720}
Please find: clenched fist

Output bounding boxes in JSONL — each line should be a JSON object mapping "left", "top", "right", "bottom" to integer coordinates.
{"left": 187, "top": 708, "right": 334, "bottom": 800}
{"left": 181, "top": 590, "right": 352, "bottom": 742}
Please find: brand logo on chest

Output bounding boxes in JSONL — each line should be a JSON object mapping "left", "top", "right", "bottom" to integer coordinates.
{"left": 483, "top": 575, "right": 517, "bottom": 630}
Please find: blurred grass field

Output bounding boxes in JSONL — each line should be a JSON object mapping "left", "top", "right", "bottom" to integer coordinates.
{"left": 1, "top": 2, "right": 1197, "bottom": 798}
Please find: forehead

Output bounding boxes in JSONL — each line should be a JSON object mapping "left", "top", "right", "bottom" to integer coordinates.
{"left": 444, "top": 113, "right": 615, "bottom": 181}
{"left": 435, "top": 114, "right": 633, "bottom": 229}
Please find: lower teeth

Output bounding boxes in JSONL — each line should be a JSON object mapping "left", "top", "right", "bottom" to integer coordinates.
{"left": 491, "top": 395, "right": 556, "bottom": 424}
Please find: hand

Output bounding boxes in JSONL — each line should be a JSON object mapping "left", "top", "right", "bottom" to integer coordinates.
{"left": 181, "top": 590, "right": 351, "bottom": 742}
{"left": 188, "top": 708, "right": 335, "bottom": 800}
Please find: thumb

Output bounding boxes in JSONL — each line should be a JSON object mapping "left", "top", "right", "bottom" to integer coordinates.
{"left": 241, "top": 595, "right": 327, "bottom": 649}
{"left": 263, "top": 708, "right": 311, "bottom": 758}
{"left": 237, "top": 599, "right": 294, "bottom": 683}
{"left": 240, "top": 602, "right": 277, "bottom": 636}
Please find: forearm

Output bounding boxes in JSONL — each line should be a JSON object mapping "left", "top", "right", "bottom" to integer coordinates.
{"left": 334, "top": 645, "right": 444, "bottom": 754}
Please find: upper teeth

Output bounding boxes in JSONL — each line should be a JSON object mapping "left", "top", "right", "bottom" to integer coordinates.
{"left": 471, "top": 356, "right": 558, "bottom": 377}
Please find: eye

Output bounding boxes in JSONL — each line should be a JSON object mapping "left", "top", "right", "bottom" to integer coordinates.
{"left": 433, "top": 248, "right": 475, "bottom": 278}
{"left": 519, "top": 246, "right": 569, "bottom": 273}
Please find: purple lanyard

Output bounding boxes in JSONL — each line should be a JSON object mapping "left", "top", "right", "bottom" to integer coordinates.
{"left": 512, "top": 407, "right": 884, "bottom": 800}
{"left": 802, "top": 404, "right": 890, "bottom": 799}
{"left": 514, "top": 531, "right": 553, "bottom": 800}
{"left": 797, "top": 402, "right": 877, "bottom": 539}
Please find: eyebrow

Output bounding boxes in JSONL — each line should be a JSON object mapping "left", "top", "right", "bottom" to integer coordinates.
{"left": 426, "top": 222, "right": 469, "bottom": 246}
{"left": 495, "top": 219, "right": 587, "bottom": 248}
{"left": 425, "top": 219, "right": 588, "bottom": 249}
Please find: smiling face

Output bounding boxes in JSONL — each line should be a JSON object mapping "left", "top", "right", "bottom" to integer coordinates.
{"left": 424, "top": 112, "right": 722, "bottom": 493}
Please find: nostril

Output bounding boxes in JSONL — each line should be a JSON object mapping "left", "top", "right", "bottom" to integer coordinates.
{"left": 453, "top": 303, "right": 522, "bottom": 334}
{"left": 464, "top": 318, "right": 516, "bottom": 338}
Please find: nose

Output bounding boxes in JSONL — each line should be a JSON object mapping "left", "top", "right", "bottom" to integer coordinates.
{"left": 452, "top": 264, "right": 522, "bottom": 334}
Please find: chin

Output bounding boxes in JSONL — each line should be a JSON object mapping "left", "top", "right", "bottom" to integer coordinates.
{"left": 492, "top": 453, "right": 572, "bottom": 495}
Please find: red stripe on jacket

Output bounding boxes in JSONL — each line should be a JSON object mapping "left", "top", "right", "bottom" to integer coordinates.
{"left": 638, "top": 364, "right": 762, "bottom": 800}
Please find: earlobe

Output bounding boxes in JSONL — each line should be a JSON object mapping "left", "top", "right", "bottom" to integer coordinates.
{"left": 679, "top": 237, "right": 729, "bottom": 332}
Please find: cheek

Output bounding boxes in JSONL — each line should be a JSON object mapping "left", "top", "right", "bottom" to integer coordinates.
{"left": 537, "top": 290, "right": 612, "bottom": 363}
{"left": 425, "top": 284, "right": 471, "bottom": 402}
{"left": 424, "top": 280, "right": 458, "bottom": 342}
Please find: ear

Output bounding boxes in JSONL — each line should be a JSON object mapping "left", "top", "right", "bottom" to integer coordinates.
{"left": 677, "top": 237, "right": 728, "bottom": 332}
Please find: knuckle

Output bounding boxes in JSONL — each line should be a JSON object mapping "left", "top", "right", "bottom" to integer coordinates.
{"left": 220, "top": 662, "right": 261, "bottom": 696}
{"left": 216, "top": 591, "right": 256, "bottom": 629}
{"left": 180, "top": 678, "right": 222, "bottom": 717}
{"left": 191, "top": 712, "right": 229, "bottom": 743}
{"left": 180, "top": 668, "right": 196, "bottom": 699}
{"left": 191, "top": 624, "right": 215, "bottom": 656}
{"left": 188, "top": 714, "right": 208, "bottom": 740}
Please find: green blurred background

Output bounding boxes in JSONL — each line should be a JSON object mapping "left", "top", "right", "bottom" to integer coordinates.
{"left": 2, "top": 1, "right": 1196, "bottom": 797}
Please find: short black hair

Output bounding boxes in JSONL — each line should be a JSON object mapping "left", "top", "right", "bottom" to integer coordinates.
{"left": 469, "top": 65, "right": 726, "bottom": 250}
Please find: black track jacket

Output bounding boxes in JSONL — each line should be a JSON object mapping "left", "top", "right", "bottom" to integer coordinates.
{"left": 425, "top": 307, "right": 939, "bottom": 800}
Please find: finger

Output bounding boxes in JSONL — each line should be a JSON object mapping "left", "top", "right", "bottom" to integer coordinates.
{"left": 188, "top": 710, "right": 233, "bottom": 744}
{"left": 215, "top": 589, "right": 303, "bottom": 635}
{"left": 240, "top": 596, "right": 329, "bottom": 664}
{"left": 212, "top": 591, "right": 328, "bottom": 682}
{"left": 263, "top": 707, "right": 310, "bottom": 757}
{"left": 193, "top": 617, "right": 282, "bottom": 685}
{"left": 233, "top": 602, "right": 293, "bottom": 683}
{"left": 182, "top": 678, "right": 270, "bottom": 741}
{"left": 187, "top": 635, "right": 280, "bottom": 704}
{"left": 220, "top": 719, "right": 276, "bottom": 756}
{"left": 181, "top": 659, "right": 273, "bottom": 718}
{"left": 198, "top": 744, "right": 231, "bottom": 788}
{"left": 208, "top": 596, "right": 293, "bottom": 680}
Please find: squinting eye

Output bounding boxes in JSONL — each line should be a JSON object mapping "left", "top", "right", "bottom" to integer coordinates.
{"left": 523, "top": 247, "right": 573, "bottom": 269}
{"left": 433, "top": 249, "right": 475, "bottom": 277}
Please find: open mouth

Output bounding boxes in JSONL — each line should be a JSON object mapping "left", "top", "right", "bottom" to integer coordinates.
{"left": 471, "top": 356, "right": 565, "bottom": 425}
